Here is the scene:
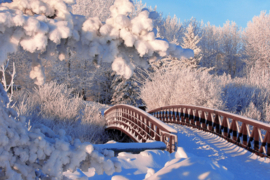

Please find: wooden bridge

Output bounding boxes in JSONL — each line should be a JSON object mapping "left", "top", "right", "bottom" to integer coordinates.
{"left": 105, "top": 104, "right": 270, "bottom": 157}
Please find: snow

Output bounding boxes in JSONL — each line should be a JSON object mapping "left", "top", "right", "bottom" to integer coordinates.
{"left": 65, "top": 123, "right": 270, "bottom": 180}
{"left": 112, "top": 57, "right": 134, "bottom": 79}
{"left": 0, "top": 0, "right": 269, "bottom": 179}
{"left": 29, "top": 58, "right": 46, "bottom": 86}
{"left": 169, "top": 124, "right": 270, "bottom": 180}
{"left": 0, "top": 0, "right": 194, "bottom": 80}
{"left": 146, "top": 157, "right": 233, "bottom": 180}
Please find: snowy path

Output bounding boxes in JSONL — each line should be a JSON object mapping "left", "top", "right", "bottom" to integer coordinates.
{"left": 65, "top": 124, "right": 270, "bottom": 180}
{"left": 171, "top": 124, "right": 270, "bottom": 180}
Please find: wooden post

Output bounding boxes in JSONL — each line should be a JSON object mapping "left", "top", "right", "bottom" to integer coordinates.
{"left": 190, "top": 109, "right": 195, "bottom": 126}
{"left": 180, "top": 108, "right": 184, "bottom": 125}
{"left": 214, "top": 114, "right": 220, "bottom": 134}
{"left": 169, "top": 135, "right": 173, "bottom": 153}
{"left": 207, "top": 112, "right": 213, "bottom": 131}
{"left": 201, "top": 111, "right": 206, "bottom": 129}
{"left": 230, "top": 120, "right": 238, "bottom": 141}
{"left": 249, "top": 127, "right": 260, "bottom": 152}
{"left": 194, "top": 110, "right": 199, "bottom": 127}
{"left": 222, "top": 117, "right": 229, "bottom": 138}
{"left": 176, "top": 109, "right": 180, "bottom": 123}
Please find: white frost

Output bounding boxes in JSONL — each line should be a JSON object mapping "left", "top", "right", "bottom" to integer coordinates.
{"left": 0, "top": 0, "right": 193, "bottom": 79}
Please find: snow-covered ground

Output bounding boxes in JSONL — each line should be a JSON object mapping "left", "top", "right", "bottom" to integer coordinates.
{"left": 64, "top": 124, "right": 270, "bottom": 180}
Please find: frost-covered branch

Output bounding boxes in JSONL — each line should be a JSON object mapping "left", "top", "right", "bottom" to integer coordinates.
{"left": 0, "top": 0, "right": 193, "bottom": 80}
{"left": 0, "top": 59, "right": 16, "bottom": 105}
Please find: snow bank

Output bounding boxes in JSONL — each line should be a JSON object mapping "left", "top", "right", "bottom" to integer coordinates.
{"left": 62, "top": 122, "right": 269, "bottom": 180}
{"left": 117, "top": 150, "right": 172, "bottom": 175}
{"left": 146, "top": 157, "right": 234, "bottom": 180}
{"left": 69, "top": 145, "right": 233, "bottom": 179}
{"left": 115, "top": 146, "right": 233, "bottom": 180}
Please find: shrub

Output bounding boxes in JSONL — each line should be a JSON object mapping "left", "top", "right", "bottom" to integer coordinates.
{"left": 0, "top": 83, "right": 120, "bottom": 179}
{"left": 141, "top": 66, "right": 270, "bottom": 122}
{"left": 140, "top": 67, "right": 224, "bottom": 110}
{"left": 219, "top": 68, "right": 270, "bottom": 122}
{"left": 13, "top": 81, "right": 108, "bottom": 143}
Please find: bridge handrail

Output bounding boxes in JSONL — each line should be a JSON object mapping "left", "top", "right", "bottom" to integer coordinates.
{"left": 148, "top": 104, "right": 270, "bottom": 129}
{"left": 105, "top": 104, "right": 177, "bottom": 133}
{"left": 107, "top": 117, "right": 161, "bottom": 140}
{"left": 105, "top": 104, "right": 178, "bottom": 152}
{"left": 148, "top": 104, "right": 270, "bottom": 157}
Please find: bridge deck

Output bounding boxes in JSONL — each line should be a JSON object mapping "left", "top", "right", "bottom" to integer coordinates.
{"left": 173, "top": 123, "right": 270, "bottom": 180}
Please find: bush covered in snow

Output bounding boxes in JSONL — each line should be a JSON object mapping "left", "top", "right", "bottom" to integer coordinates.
{"left": 13, "top": 81, "right": 108, "bottom": 143}
{"left": 141, "top": 66, "right": 270, "bottom": 122}
{"left": 140, "top": 67, "right": 224, "bottom": 110}
{"left": 219, "top": 68, "right": 270, "bottom": 122}
{"left": 0, "top": 83, "right": 121, "bottom": 179}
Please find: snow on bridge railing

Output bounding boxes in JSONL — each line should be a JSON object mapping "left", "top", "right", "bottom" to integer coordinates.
{"left": 104, "top": 104, "right": 178, "bottom": 153}
{"left": 148, "top": 104, "right": 270, "bottom": 158}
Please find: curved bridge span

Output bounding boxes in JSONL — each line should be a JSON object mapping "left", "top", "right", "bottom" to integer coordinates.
{"left": 105, "top": 104, "right": 270, "bottom": 158}
{"left": 105, "top": 104, "right": 178, "bottom": 153}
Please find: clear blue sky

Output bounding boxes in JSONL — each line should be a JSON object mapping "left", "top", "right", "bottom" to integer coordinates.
{"left": 141, "top": 0, "right": 270, "bottom": 28}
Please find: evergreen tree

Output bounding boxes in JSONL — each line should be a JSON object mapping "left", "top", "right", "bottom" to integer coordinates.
{"left": 91, "top": 68, "right": 114, "bottom": 104}
{"left": 110, "top": 72, "right": 143, "bottom": 106}
{"left": 181, "top": 23, "right": 202, "bottom": 68}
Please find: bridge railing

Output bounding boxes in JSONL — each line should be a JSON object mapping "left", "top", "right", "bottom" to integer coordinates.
{"left": 104, "top": 104, "right": 178, "bottom": 153}
{"left": 148, "top": 105, "right": 270, "bottom": 158}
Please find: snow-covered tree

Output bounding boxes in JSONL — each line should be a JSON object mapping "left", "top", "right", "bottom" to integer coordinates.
{"left": 216, "top": 21, "right": 243, "bottom": 77}
{"left": 198, "top": 22, "right": 219, "bottom": 69}
{"left": 110, "top": 71, "right": 142, "bottom": 106}
{"left": 0, "top": 0, "right": 193, "bottom": 84}
{"left": 181, "top": 22, "right": 202, "bottom": 68}
{"left": 183, "top": 17, "right": 202, "bottom": 36}
{"left": 140, "top": 66, "right": 224, "bottom": 110}
{"left": 72, "top": 0, "right": 114, "bottom": 22}
{"left": 131, "top": 0, "right": 147, "bottom": 18}
{"left": 90, "top": 66, "right": 114, "bottom": 103}
{"left": 0, "top": 0, "right": 195, "bottom": 178}
{"left": 154, "top": 14, "right": 183, "bottom": 43}
{"left": 199, "top": 21, "right": 244, "bottom": 77}
{"left": 150, "top": 18, "right": 203, "bottom": 71}
{"left": 244, "top": 11, "right": 270, "bottom": 71}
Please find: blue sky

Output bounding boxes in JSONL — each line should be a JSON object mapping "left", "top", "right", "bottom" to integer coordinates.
{"left": 141, "top": 0, "right": 270, "bottom": 28}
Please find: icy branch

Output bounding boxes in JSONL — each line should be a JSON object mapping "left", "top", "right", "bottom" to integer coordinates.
{"left": 0, "top": 0, "right": 193, "bottom": 79}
